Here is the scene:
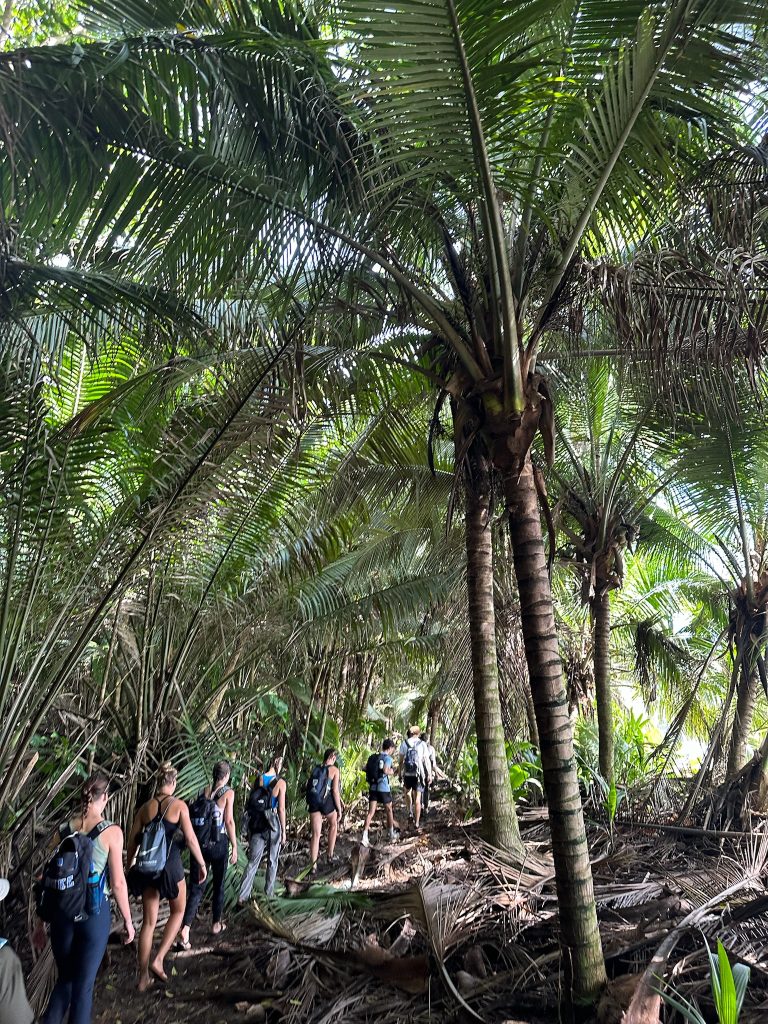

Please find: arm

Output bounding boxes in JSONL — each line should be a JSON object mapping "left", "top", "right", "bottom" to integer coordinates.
{"left": 176, "top": 802, "right": 208, "bottom": 879}
{"left": 276, "top": 780, "right": 287, "bottom": 842}
{"left": 331, "top": 767, "right": 343, "bottom": 816}
{"left": 422, "top": 745, "right": 432, "bottom": 784}
{"left": 224, "top": 790, "right": 238, "bottom": 865}
{"left": 125, "top": 805, "right": 145, "bottom": 869}
{"left": 106, "top": 828, "right": 135, "bottom": 944}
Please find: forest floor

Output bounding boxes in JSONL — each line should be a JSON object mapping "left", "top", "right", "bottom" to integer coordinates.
{"left": 71, "top": 786, "right": 768, "bottom": 1023}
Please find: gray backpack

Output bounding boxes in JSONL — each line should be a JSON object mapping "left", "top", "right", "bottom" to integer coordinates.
{"left": 135, "top": 797, "right": 170, "bottom": 875}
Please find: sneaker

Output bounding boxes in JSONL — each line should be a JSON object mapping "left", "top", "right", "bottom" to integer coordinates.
{"left": 388, "top": 829, "right": 399, "bottom": 841}
{"left": 361, "top": 831, "right": 370, "bottom": 847}
{"left": 408, "top": 811, "right": 414, "bottom": 821}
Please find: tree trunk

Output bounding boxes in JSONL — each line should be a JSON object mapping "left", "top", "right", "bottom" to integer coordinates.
{"left": 426, "top": 699, "right": 441, "bottom": 747}
{"left": 726, "top": 665, "right": 759, "bottom": 780}
{"left": 504, "top": 454, "right": 606, "bottom": 1007}
{"left": 524, "top": 684, "right": 540, "bottom": 748}
{"left": 464, "top": 452, "right": 522, "bottom": 853}
{"left": 591, "top": 589, "right": 613, "bottom": 784}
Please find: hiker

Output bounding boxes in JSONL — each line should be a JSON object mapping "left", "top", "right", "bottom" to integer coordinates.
{"left": 126, "top": 762, "right": 207, "bottom": 992}
{"left": 33, "top": 772, "right": 134, "bottom": 1024}
{"left": 398, "top": 726, "right": 432, "bottom": 828}
{"left": 238, "top": 754, "right": 287, "bottom": 901}
{"left": 178, "top": 759, "right": 237, "bottom": 948}
{"left": 0, "top": 879, "right": 34, "bottom": 1024}
{"left": 422, "top": 734, "right": 438, "bottom": 817}
{"left": 361, "top": 739, "right": 399, "bottom": 847}
{"left": 306, "top": 748, "right": 343, "bottom": 872}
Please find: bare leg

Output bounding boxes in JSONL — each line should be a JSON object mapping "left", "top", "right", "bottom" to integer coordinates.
{"left": 137, "top": 888, "right": 159, "bottom": 992}
{"left": 151, "top": 881, "right": 186, "bottom": 981}
{"left": 327, "top": 812, "right": 338, "bottom": 859}
{"left": 414, "top": 792, "right": 423, "bottom": 828}
{"left": 309, "top": 811, "right": 323, "bottom": 870}
{"left": 385, "top": 803, "right": 399, "bottom": 830}
{"left": 363, "top": 801, "right": 377, "bottom": 832}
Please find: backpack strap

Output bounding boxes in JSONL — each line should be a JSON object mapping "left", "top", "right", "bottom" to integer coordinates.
{"left": 212, "top": 785, "right": 231, "bottom": 801}
{"left": 154, "top": 795, "right": 172, "bottom": 821}
{"left": 87, "top": 821, "right": 116, "bottom": 841}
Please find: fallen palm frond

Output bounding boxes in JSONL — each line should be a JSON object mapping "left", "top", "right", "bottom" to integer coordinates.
{"left": 247, "top": 900, "right": 343, "bottom": 945}
{"left": 623, "top": 828, "right": 768, "bottom": 1024}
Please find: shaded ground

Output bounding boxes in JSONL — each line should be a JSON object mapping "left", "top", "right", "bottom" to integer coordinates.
{"left": 28, "top": 786, "right": 768, "bottom": 1023}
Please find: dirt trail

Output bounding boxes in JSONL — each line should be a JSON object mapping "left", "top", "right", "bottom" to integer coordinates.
{"left": 78, "top": 788, "right": 768, "bottom": 1023}
{"left": 92, "top": 792, "right": 471, "bottom": 1023}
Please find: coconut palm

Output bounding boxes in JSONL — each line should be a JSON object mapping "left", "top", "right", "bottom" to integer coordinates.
{"left": 5, "top": 0, "right": 768, "bottom": 1004}
{"left": 546, "top": 360, "right": 688, "bottom": 783}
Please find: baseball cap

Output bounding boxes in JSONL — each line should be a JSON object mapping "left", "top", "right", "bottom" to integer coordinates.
{"left": 0, "top": 879, "right": 9, "bottom": 902}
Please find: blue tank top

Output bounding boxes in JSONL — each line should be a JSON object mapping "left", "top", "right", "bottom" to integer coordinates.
{"left": 262, "top": 773, "right": 279, "bottom": 809}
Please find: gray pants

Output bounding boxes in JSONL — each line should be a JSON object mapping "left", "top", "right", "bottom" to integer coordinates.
{"left": 239, "top": 815, "right": 281, "bottom": 899}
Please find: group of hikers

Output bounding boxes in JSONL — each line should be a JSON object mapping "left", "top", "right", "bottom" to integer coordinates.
{"left": 0, "top": 726, "right": 438, "bottom": 1024}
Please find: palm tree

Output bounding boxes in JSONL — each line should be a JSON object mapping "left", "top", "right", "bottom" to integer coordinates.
{"left": 6, "top": 0, "right": 768, "bottom": 1005}
{"left": 548, "top": 361, "right": 683, "bottom": 783}
{"left": 462, "top": 436, "right": 522, "bottom": 850}
{"left": 670, "top": 423, "right": 768, "bottom": 802}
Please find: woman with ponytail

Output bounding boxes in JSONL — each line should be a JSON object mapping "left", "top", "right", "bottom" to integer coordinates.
{"left": 36, "top": 772, "right": 134, "bottom": 1024}
{"left": 126, "top": 762, "right": 206, "bottom": 992}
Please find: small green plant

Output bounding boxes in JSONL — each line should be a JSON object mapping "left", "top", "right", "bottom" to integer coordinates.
{"left": 658, "top": 939, "right": 749, "bottom": 1024}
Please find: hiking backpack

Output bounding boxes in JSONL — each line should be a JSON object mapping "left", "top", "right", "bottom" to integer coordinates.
{"left": 36, "top": 821, "right": 113, "bottom": 923}
{"left": 189, "top": 785, "right": 231, "bottom": 855}
{"left": 403, "top": 740, "right": 423, "bottom": 778}
{"left": 305, "top": 763, "right": 330, "bottom": 806}
{"left": 134, "top": 798, "right": 170, "bottom": 875}
{"left": 246, "top": 778, "right": 277, "bottom": 835}
{"left": 365, "top": 753, "right": 385, "bottom": 788}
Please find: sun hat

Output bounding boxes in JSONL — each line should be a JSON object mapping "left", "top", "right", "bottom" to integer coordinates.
{"left": 0, "top": 879, "right": 9, "bottom": 902}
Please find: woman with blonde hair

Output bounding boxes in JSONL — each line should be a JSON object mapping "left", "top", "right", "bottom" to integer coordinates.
{"left": 126, "top": 762, "right": 206, "bottom": 991}
{"left": 36, "top": 771, "right": 134, "bottom": 1024}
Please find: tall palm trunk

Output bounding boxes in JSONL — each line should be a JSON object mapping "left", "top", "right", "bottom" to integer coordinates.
{"left": 464, "top": 451, "right": 522, "bottom": 853}
{"left": 726, "top": 664, "right": 759, "bottom": 780}
{"left": 591, "top": 589, "right": 613, "bottom": 784}
{"left": 504, "top": 453, "right": 606, "bottom": 1006}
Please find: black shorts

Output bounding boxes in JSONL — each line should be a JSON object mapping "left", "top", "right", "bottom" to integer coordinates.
{"left": 308, "top": 795, "right": 336, "bottom": 817}
{"left": 368, "top": 790, "right": 392, "bottom": 805}
{"left": 403, "top": 775, "right": 424, "bottom": 794}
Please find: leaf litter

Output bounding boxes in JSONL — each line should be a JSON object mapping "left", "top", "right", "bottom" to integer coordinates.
{"left": 70, "top": 786, "right": 768, "bottom": 1023}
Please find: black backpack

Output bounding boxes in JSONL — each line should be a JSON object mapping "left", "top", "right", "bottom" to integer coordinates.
{"left": 188, "top": 791, "right": 217, "bottom": 855}
{"left": 36, "top": 821, "right": 112, "bottom": 923}
{"left": 365, "top": 753, "right": 385, "bottom": 788}
{"left": 188, "top": 785, "right": 231, "bottom": 853}
{"left": 305, "top": 763, "right": 330, "bottom": 806}
{"left": 246, "top": 778, "right": 277, "bottom": 836}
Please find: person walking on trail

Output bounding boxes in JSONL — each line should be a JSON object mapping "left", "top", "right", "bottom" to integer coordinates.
{"left": 423, "top": 734, "right": 438, "bottom": 818}
{"left": 306, "top": 748, "right": 343, "bottom": 873}
{"left": 34, "top": 772, "right": 134, "bottom": 1024}
{"left": 398, "top": 726, "right": 432, "bottom": 829}
{"left": 238, "top": 754, "right": 287, "bottom": 902}
{"left": 178, "top": 760, "right": 237, "bottom": 948}
{"left": 361, "top": 739, "right": 400, "bottom": 847}
{"left": 126, "top": 762, "right": 207, "bottom": 992}
{"left": 0, "top": 878, "right": 34, "bottom": 1024}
